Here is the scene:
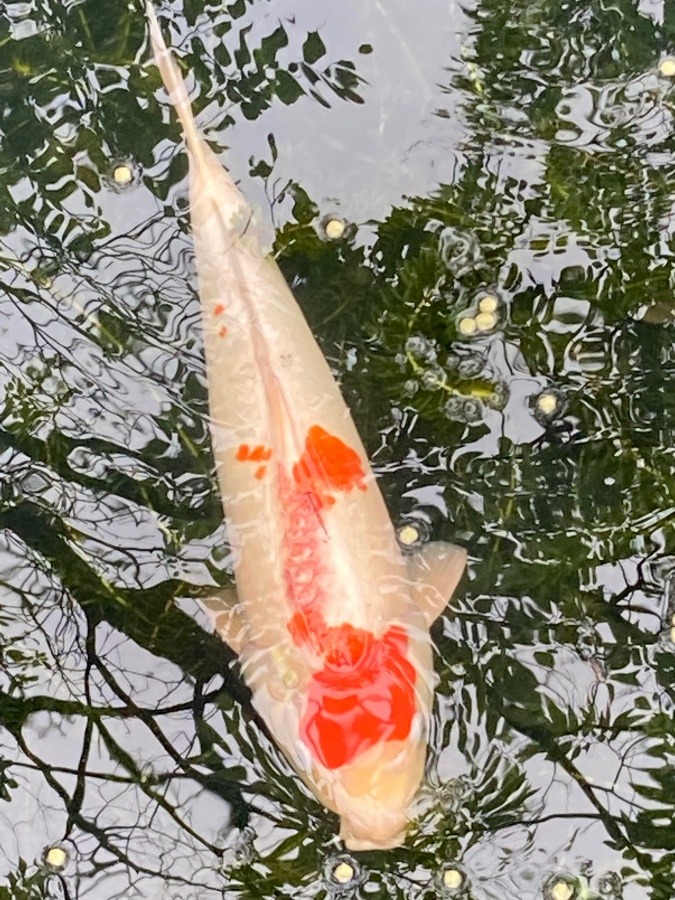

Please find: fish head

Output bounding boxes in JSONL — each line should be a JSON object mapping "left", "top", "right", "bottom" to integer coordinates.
{"left": 248, "top": 621, "right": 434, "bottom": 851}
{"left": 331, "top": 726, "right": 428, "bottom": 850}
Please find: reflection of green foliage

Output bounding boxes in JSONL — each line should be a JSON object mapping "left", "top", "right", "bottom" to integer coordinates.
{"left": 0, "top": 860, "right": 47, "bottom": 900}
{"left": 0, "top": 0, "right": 674, "bottom": 896}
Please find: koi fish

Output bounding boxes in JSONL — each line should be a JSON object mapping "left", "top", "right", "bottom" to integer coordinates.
{"left": 145, "top": 2, "right": 466, "bottom": 850}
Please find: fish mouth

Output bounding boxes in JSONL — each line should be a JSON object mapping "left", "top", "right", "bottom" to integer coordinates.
{"left": 339, "top": 812, "right": 407, "bottom": 851}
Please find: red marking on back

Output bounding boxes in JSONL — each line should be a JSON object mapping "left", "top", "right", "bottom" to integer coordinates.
{"left": 214, "top": 304, "right": 225, "bottom": 316}
{"left": 236, "top": 444, "right": 272, "bottom": 464}
{"left": 297, "top": 425, "right": 366, "bottom": 494}
{"left": 280, "top": 429, "right": 412, "bottom": 769}
{"left": 249, "top": 445, "right": 272, "bottom": 462}
{"left": 254, "top": 465, "right": 267, "bottom": 480}
{"left": 300, "top": 624, "right": 417, "bottom": 770}
{"left": 219, "top": 325, "right": 228, "bottom": 338}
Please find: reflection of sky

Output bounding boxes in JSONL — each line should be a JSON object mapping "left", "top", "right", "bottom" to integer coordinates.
{"left": 183, "top": 0, "right": 472, "bottom": 231}
{"left": 0, "top": 0, "right": 671, "bottom": 897}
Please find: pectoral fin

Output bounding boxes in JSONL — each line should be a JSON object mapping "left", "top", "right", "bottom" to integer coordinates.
{"left": 407, "top": 540, "right": 467, "bottom": 626}
{"left": 200, "top": 587, "right": 249, "bottom": 653}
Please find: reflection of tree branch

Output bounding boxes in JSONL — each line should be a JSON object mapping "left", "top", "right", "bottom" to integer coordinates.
{"left": 84, "top": 627, "right": 248, "bottom": 815}
{"left": 489, "top": 689, "right": 653, "bottom": 871}
{"left": 67, "top": 716, "right": 93, "bottom": 833}
{"left": 12, "top": 728, "right": 200, "bottom": 886}
{"left": 94, "top": 714, "right": 222, "bottom": 855}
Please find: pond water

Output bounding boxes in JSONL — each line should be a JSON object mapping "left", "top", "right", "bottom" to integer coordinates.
{"left": 0, "top": 0, "right": 674, "bottom": 897}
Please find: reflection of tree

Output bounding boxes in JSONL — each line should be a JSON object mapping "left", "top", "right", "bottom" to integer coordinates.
{"left": 0, "top": 0, "right": 673, "bottom": 896}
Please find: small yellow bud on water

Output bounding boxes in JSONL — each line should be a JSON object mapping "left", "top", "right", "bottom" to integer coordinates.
{"left": 550, "top": 881, "right": 574, "bottom": 900}
{"left": 458, "top": 317, "right": 477, "bottom": 336}
{"left": 112, "top": 165, "right": 133, "bottom": 185}
{"left": 333, "top": 862, "right": 354, "bottom": 883}
{"left": 398, "top": 524, "right": 420, "bottom": 546}
{"left": 474, "top": 311, "right": 497, "bottom": 332}
{"left": 478, "top": 294, "right": 499, "bottom": 314}
{"left": 324, "top": 218, "right": 346, "bottom": 239}
{"left": 45, "top": 846, "right": 68, "bottom": 870}
{"left": 442, "top": 867, "right": 464, "bottom": 890}
{"left": 536, "top": 392, "right": 559, "bottom": 416}
{"left": 659, "top": 58, "right": 675, "bottom": 77}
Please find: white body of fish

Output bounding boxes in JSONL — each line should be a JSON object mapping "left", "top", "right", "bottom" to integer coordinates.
{"left": 146, "top": 2, "right": 466, "bottom": 851}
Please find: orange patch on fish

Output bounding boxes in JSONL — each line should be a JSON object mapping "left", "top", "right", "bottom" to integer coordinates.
{"left": 254, "top": 465, "right": 267, "bottom": 480}
{"left": 288, "top": 609, "right": 417, "bottom": 769}
{"left": 292, "top": 425, "right": 366, "bottom": 508}
{"left": 213, "top": 303, "right": 225, "bottom": 316}
{"left": 236, "top": 443, "right": 272, "bottom": 463}
{"left": 219, "top": 325, "right": 228, "bottom": 338}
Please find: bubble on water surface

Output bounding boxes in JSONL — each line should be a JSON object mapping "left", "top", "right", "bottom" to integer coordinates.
{"left": 405, "top": 334, "right": 438, "bottom": 363}
{"left": 456, "top": 355, "right": 484, "bottom": 379}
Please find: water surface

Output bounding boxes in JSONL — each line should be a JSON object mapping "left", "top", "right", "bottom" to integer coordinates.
{"left": 0, "top": 0, "right": 674, "bottom": 897}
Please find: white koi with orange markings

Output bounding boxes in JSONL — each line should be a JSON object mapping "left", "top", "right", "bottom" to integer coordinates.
{"left": 146, "top": 2, "right": 466, "bottom": 850}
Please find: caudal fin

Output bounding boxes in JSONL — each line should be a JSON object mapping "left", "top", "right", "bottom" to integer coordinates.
{"left": 145, "top": 2, "right": 205, "bottom": 163}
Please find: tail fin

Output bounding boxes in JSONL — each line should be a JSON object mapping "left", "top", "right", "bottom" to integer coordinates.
{"left": 145, "top": 2, "right": 205, "bottom": 164}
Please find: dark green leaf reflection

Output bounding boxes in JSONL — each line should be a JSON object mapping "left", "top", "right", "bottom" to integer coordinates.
{"left": 0, "top": 0, "right": 673, "bottom": 897}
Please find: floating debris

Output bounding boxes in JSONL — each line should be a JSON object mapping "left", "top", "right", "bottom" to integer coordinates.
{"left": 544, "top": 876, "right": 577, "bottom": 900}
{"left": 333, "top": 862, "right": 354, "bottom": 884}
{"left": 474, "top": 310, "right": 498, "bottom": 332}
{"left": 537, "top": 393, "right": 559, "bottom": 416}
{"left": 659, "top": 57, "right": 675, "bottom": 77}
{"left": 113, "top": 164, "right": 133, "bottom": 185}
{"left": 318, "top": 214, "right": 352, "bottom": 241}
{"left": 442, "top": 867, "right": 464, "bottom": 890}
{"left": 396, "top": 517, "right": 430, "bottom": 550}
{"left": 323, "top": 853, "right": 364, "bottom": 891}
{"left": 457, "top": 290, "right": 502, "bottom": 337}
{"left": 324, "top": 218, "right": 346, "bottom": 239}
{"left": 532, "top": 389, "right": 567, "bottom": 424}
{"left": 477, "top": 292, "right": 500, "bottom": 314}
{"left": 403, "top": 379, "right": 419, "bottom": 396}
{"left": 397, "top": 524, "right": 420, "bottom": 546}
{"left": 107, "top": 158, "right": 140, "bottom": 192}
{"left": 43, "top": 844, "right": 68, "bottom": 872}
{"left": 458, "top": 316, "right": 477, "bottom": 336}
